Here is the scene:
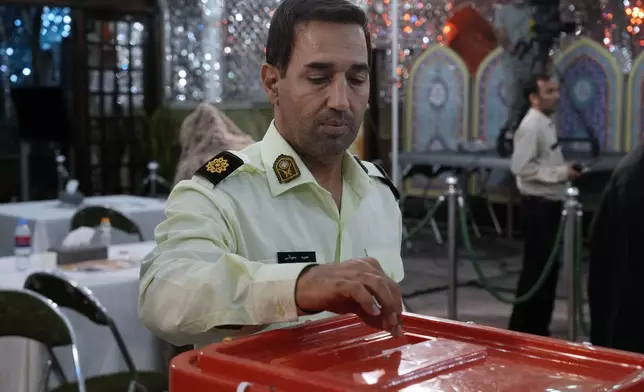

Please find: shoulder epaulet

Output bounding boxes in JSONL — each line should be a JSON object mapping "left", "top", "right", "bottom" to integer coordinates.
{"left": 353, "top": 156, "right": 400, "bottom": 201}
{"left": 194, "top": 151, "right": 245, "bottom": 187}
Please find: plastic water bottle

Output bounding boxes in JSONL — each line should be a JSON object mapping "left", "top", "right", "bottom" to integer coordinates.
{"left": 14, "top": 219, "right": 32, "bottom": 271}
{"left": 99, "top": 217, "right": 112, "bottom": 246}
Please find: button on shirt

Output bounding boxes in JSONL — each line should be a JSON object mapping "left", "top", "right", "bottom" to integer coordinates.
{"left": 511, "top": 108, "right": 568, "bottom": 201}
{"left": 138, "top": 122, "right": 404, "bottom": 347}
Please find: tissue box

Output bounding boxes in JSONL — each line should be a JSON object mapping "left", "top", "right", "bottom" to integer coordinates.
{"left": 52, "top": 244, "right": 108, "bottom": 265}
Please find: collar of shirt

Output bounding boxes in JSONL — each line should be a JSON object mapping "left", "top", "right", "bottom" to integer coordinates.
{"left": 260, "top": 121, "right": 372, "bottom": 198}
{"left": 525, "top": 107, "right": 554, "bottom": 129}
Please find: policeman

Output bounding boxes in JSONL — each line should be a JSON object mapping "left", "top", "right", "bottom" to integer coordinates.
{"left": 508, "top": 73, "right": 581, "bottom": 336}
{"left": 138, "top": 0, "right": 404, "bottom": 347}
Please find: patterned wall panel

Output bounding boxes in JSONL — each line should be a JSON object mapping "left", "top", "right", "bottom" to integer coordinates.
{"left": 626, "top": 52, "right": 644, "bottom": 151}
{"left": 554, "top": 37, "right": 623, "bottom": 153}
{"left": 404, "top": 45, "right": 470, "bottom": 196}
{"left": 473, "top": 47, "right": 508, "bottom": 148}
{"left": 471, "top": 46, "right": 513, "bottom": 197}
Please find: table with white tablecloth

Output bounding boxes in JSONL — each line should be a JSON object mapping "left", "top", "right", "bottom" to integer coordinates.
{"left": 0, "top": 195, "right": 167, "bottom": 256}
{"left": 0, "top": 241, "right": 163, "bottom": 392}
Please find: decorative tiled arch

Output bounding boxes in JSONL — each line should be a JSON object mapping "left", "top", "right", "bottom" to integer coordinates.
{"left": 471, "top": 46, "right": 513, "bottom": 198}
{"left": 554, "top": 37, "right": 622, "bottom": 152}
{"left": 472, "top": 47, "right": 507, "bottom": 147}
{"left": 404, "top": 45, "right": 470, "bottom": 195}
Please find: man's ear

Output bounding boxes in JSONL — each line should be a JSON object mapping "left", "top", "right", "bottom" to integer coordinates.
{"left": 261, "top": 63, "right": 280, "bottom": 106}
{"left": 528, "top": 92, "right": 538, "bottom": 107}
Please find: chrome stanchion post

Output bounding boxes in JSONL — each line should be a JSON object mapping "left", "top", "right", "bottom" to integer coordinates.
{"left": 148, "top": 161, "right": 159, "bottom": 198}
{"left": 56, "top": 154, "right": 69, "bottom": 194}
{"left": 141, "top": 161, "right": 170, "bottom": 198}
{"left": 563, "top": 186, "right": 580, "bottom": 342}
{"left": 20, "top": 141, "right": 30, "bottom": 201}
{"left": 575, "top": 195, "right": 584, "bottom": 337}
{"left": 446, "top": 176, "right": 459, "bottom": 320}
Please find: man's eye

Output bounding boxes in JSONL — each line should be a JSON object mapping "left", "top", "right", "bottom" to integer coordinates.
{"left": 308, "top": 76, "right": 328, "bottom": 84}
{"left": 350, "top": 78, "right": 366, "bottom": 85}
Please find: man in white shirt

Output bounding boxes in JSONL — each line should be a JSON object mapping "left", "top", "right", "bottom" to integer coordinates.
{"left": 509, "top": 73, "right": 581, "bottom": 336}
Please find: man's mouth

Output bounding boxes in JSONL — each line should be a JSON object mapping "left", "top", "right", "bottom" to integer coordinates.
{"left": 320, "top": 122, "right": 348, "bottom": 128}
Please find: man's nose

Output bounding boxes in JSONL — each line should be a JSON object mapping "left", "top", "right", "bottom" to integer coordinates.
{"left": 327, "top": 77, "right": 350, "bottom": 112}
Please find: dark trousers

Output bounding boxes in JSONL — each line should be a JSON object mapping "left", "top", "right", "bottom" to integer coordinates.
{"left": 508, "top": 196, "right": 563, "bottom": 336}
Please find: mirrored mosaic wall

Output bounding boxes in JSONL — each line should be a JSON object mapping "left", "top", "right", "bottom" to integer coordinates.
{"left": 0, "top": 0, "right": 635, "bottom": 106}
{"left": 164, "top": 0, "right": 635, "bottom": 105}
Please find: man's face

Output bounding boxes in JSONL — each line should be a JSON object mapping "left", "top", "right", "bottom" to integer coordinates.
{"left": 262, "top": 21, "right": 370, "bottom": 161}
{"left": 534, "top": 79, "right": 560, "bottom": 115}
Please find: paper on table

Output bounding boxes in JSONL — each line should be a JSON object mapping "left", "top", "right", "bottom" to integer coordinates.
{"left": 61, "top": 226, "right": 96, "bottom": 248}
{"left": 59, "top": 259, "right": 130, "bottom": 271}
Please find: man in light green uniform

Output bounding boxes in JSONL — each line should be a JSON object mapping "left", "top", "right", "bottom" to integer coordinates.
{"left": 139, "top": 0, "right": 404, "bottom": 347}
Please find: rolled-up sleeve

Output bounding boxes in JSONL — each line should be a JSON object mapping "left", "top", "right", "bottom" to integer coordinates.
{"left": 511, "top": 125, "right": 568, "bottom": 184}
{"left": 138, "top": 180, "right": 314, "bottom": 346}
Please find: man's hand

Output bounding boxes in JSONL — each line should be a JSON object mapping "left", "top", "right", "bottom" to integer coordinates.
{"left": 294, "top": 258, "right": 403, "bottom": 336}
{"left": 568, "top": 162, "right": 583, "bottom": 180}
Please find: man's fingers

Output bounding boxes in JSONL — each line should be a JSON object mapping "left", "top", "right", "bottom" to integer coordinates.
{"left": 354, "top": 262, "right": 404, "bottom": 326}
{"left": 360, "top": 257, "right": 386, "bottom": 274}
{"left": 387, "top": 279, "right": 403, "bottom": 314}
{"left": 338, "top": 280, "right": 381, "bottom": 317}
{"left": 378, "top": 277, "right": 404, "bottom": 334}
{"left": 361, "top": 273, "right": 401, "bottom": 330}
{"left": 327, "top": 260, "right": 404, "bottom": 335}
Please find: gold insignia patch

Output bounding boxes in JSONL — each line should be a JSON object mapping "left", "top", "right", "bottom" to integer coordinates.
{"left": 273, "top": 154, "right": 301, "bottom": 184}
{"left": 195, "top": 151, "right": 244, "bottom": 187}
{"left": 206, "top": 157, "right": 229, "bottom": 174}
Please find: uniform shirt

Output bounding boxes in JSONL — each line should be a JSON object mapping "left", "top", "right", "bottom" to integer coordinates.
{"left": 511, "top": 108, "right": 568, "bottom": 200}
{"left": 138, "top": 121, "right": 404, "bottom": 347}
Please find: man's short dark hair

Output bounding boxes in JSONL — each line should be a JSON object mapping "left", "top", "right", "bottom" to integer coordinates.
{"left": 265, "top": 0, "right": 372, "bottom": 76}
{"left": 523, "top": 73, "right": 551, "bottom": 101}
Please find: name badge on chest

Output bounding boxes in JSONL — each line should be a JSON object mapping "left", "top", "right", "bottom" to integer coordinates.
{"left": 277, "top": 251, "right": 317, "bottom": 264}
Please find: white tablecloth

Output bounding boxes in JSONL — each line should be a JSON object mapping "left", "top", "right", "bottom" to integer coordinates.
{"left": 0, "top": 242, "right": 162, "bottom": 392}
{"left": 0, "top": 195, "right": 166, "bottom": 257}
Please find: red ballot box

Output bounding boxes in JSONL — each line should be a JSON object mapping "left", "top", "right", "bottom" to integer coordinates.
{"left": 170, "top": 313, "right": 644, "bottom": 391}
